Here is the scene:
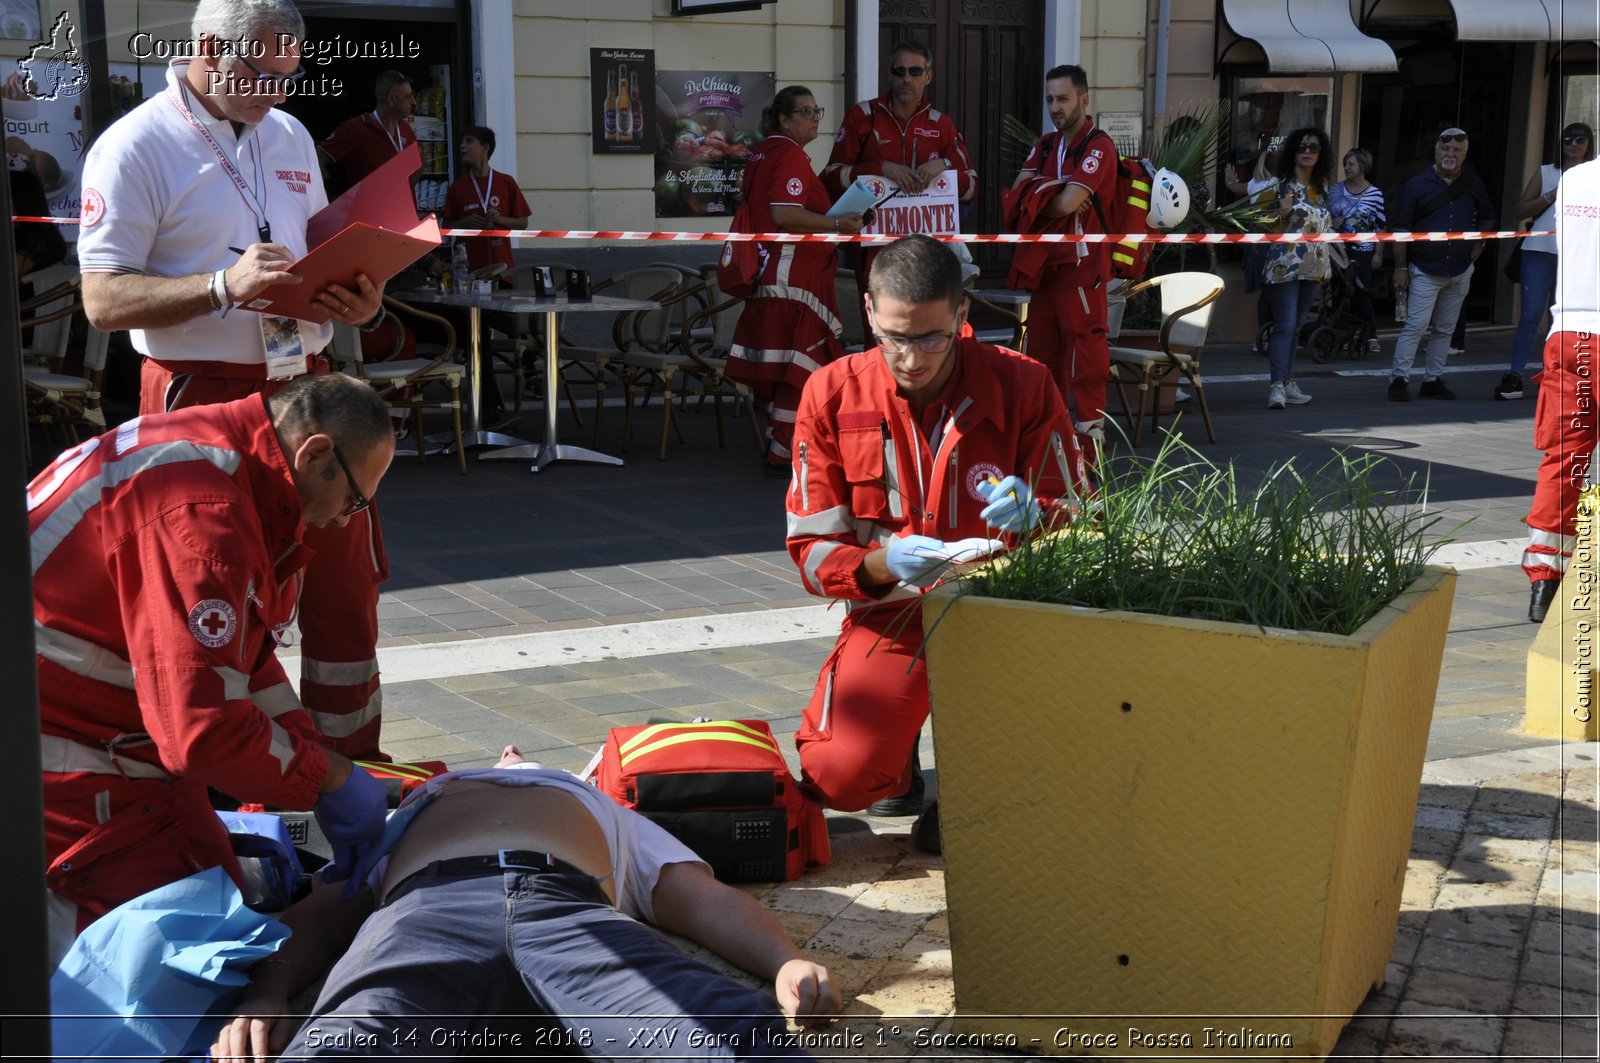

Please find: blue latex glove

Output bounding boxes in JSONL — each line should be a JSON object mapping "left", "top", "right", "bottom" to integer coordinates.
{"left": 313, "top": 767, "right": 387, "bottom": 898}
{"left": 977, "top": 475, "right": 1041, "bottom": 533}
{"left": 885, "top": 535, "right": 957, "bottom": 588}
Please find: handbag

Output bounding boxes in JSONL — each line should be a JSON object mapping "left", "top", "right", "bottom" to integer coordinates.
{"left": 717, "top": 201, "right": 763, "bottom": 298}
{"left": 1503, "top": 238, "right": 1524, "bottom": 284}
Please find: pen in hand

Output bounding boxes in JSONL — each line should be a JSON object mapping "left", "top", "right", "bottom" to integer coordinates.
{"left": 227, "top": 246, "right": 247, "bottom": 255}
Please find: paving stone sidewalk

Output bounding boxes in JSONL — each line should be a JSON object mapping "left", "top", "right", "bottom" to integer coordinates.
{"left": 322, "top": 327, "right": 1598, "bottom": 1058}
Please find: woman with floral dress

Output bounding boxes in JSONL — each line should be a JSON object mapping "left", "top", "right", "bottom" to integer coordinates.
{"left": 1263, "top": 127, "right": 1334, "bottom": 409}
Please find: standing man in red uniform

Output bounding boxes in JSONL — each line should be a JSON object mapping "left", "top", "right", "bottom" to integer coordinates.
{"left": 1006, "top": 64, "right": 1117, "bottom": 461}
{"left": 319, "top": 69, "right": 417, "bottom": 189}
{"left": 79, "top": 0, "right": 393, "bottom": 763}
{"left": 823, "top": 39, "right": 977, "bottom": 333}
{"left": 33, "top": 374, "right": 393, "bottom": 965}
{"left": 1523, "top": 157, "right": 1600, "bottom": 623}
{"left": 786, "top": 235, "right": 1089, "bottom": 853}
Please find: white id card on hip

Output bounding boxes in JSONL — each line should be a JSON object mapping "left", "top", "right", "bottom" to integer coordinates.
{"left": 261, "top": 316, "right": 306, "bottom": 380}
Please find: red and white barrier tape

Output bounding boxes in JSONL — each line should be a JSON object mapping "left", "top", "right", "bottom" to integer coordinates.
{"left": 12, "top": 214, "right": 1551, "bottom": 244}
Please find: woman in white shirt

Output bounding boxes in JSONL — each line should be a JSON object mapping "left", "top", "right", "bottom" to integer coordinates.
{"left": 1504, "top": 122, "right": 1594, "bottom": 401}
{"left": 1329, "top": 148, "right": 1385, "bottom": 355}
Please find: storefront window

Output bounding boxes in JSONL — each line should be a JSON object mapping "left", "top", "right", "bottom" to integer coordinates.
{"left": 1563, "top": 72, "right": 1599, "bottom": 130}
{"left": 1225, "top": 75, "right": 1333, "bottom": 193}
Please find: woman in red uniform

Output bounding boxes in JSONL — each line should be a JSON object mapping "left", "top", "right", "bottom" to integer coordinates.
{"left": 727, "top": 86, "right": 866, "bottom": 473}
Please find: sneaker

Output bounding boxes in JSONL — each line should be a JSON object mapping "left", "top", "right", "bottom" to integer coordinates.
{"left": 1447, "top": 346, "right": 1466, "bottom": 357}
{"left": 1387, "top": 378, "right": 1410, "bottom": 402}
{"left": 1173, "top": 387, "right": 1193, "bottom": 403}
{"left": 1530, "top": 579, "right": 1560, "bottom": 623}
{"left": 1367, "top": 337, "right": 1383, "bottom": 355}
{"left": 1493, "top": 372, "right": 1524, "bottom": 401}
{"left": 1267, "top": 383, "right": 1287, "bottom": 409}
{"left": 1419, "top": 378, "right": 1457, "bottom": 400}
{"left": 1283, "top": 381, "right": 1312, "bottom": 405}
{"left": 912, "top": 800, "right": 942, "bottom": 854}
{"left": 866, "top": 749, "right": 925, "bottom": 817}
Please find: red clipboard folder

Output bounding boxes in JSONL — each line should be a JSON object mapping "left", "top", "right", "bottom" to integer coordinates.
{"left": 243, "top": 141, "right": 440, "bottom": 323}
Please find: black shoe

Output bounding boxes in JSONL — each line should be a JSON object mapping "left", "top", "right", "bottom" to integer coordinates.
{"left": 867, "top": 749, "right": 925, "bottom": 817}
{"left": 1418, "top": 378, "right": 1456, "bottom": 400}
{"left": 1494, "top": 373, "right": 1524, "bottom": 401}
{"left": 1530, "top": 579, "right": 1560, "bottom": 623}
{"left": 1387, "top": 378, "right": 1410, "bottom": 402}
{"left": 912, "top": 800, "right": 942, "bottom": 854}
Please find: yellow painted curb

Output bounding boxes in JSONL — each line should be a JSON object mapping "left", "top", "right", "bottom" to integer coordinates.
{"left": 923, "top": 566, "right": 1456, "bottom": 1059}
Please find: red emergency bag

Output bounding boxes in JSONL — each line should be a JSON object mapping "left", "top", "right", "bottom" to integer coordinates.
{"left": 590, "top": 720, "right": 830, "bottom": 882}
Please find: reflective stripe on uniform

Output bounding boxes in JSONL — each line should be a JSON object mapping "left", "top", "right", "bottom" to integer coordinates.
{"left": 40, "top": 732, "right": 169, "bottom": 780}
{"left": 302, "top": 656, "right": 380, "bottom": 686}
{"left": 31, "top": 442, "right": 242, "bottom": 573}
{"left": 35, "top": 623, "right": 135, "bottom": 689}
{"left": 251, "top": 682, "right": 302, "bottom": 719}
{"left": 309, "top": 689, "right": 384, "bottom": 739}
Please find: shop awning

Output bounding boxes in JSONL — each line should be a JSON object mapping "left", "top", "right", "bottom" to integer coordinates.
{"left": 1222, "top": 0, "right": 1398, "bottom": 73}
{"left": 1447, "top": 0, "right": 1600, "bottom": 40}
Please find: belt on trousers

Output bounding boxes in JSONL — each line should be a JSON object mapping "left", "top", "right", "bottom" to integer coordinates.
{"left": 383, "top": 848, "right": 589, "bottom": 905}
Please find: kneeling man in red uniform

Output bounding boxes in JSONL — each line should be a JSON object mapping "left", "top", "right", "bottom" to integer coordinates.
{"left": 785, "top": 234, "right": 1091, "bottom": 852}
{"left": 32, "top": 374, "right": 395, "bottom": 964}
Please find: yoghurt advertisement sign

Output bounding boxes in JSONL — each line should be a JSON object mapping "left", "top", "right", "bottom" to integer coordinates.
{"left": 653, "top": 69, "right": 774, "bottom": 219}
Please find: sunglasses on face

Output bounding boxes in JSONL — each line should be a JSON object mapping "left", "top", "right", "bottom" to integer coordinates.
{"left": 331, "top": 444, "right": 371, "bottom": 518}
{"left": 890, "top": 65, "right": 928, "bottom": 78}
{"left": 791, "top": 106, "right": 825, "bottom": 120}
{"left": 1297, "top": 142, "right": 1321, "bottom": 153}
{"left": 231, "top": 51, "right": 306, "bottom": 93}
{"left": 1564, "top": 133, "right": 1590, "bottom": 144}
{"left": 1438, "top": 134, "right": 1467, "bottom": 144}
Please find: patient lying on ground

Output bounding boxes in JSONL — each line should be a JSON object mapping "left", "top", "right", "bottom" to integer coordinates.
{"left": 212, "top": 745, "right": 839, "bottom": 1062}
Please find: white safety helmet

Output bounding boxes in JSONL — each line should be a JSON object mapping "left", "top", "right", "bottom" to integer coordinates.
{"left": 1147, "top": 167, "right": 1191, "bottom": 229}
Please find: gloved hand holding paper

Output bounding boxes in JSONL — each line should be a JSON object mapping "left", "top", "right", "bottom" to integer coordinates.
{"left": 885, "top": 535, "right": 1007, "bottom": 588}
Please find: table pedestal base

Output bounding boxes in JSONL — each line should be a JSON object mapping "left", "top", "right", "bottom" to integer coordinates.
{"left": 479, "top": 442, "right": 625, "bottom": 473}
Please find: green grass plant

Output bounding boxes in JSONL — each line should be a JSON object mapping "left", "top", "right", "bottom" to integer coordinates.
{"left": 961, "top": 432, "right": 1450, "bottom": 637}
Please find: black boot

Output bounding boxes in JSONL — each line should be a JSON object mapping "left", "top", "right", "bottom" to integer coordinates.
{"left": 1529, "top": 579, "right": 1561, "bottom": 623}
{"left": 867, "top": 747, "right": 925, "bottom": 817}
{"left": 912, "top": 800, "right": 942, "bottom": 854}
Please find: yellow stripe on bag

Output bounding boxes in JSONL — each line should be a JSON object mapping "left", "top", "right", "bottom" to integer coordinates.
{"left": 619, "top": 730, "right": 779, "bottom": 769}
{"left": 617, "top": 719, "right": 772, "bottom": 757}
{"left": 353, "top": 759, "right": 435, "bottom": 780}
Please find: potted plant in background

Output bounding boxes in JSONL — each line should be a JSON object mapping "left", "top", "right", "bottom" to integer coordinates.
{"left": 921, "top": 437, "right": 1458, "bottom": 1058}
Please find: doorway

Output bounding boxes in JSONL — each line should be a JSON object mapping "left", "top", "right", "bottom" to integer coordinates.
{"left": 875, "top": 0, "right": 1046, "bottom": 242}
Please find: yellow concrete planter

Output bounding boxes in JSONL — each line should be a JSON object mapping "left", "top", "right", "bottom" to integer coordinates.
{"left": 922, "top": 565, "right": 1457, "bottom": 1060}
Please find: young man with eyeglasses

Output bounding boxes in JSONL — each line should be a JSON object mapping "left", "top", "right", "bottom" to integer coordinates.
{"left": 823, "top": 39, "right": 978, "bottom": 333}
{"left": 1386, "top": 126, "right": 1496, "bottom": 402}
{"left": 785, "top": 235, "right": 1090, "bottom": 852}
{"left": 79, "top": 0, "right": 396, "bottom": 765}
{"left": 31, "top": 374, "right": 397, "bottom": 967}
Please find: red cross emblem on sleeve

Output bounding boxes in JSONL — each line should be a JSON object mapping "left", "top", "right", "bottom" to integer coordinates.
{"left": 187, "top": 599, "right": 238, "bottom": 649}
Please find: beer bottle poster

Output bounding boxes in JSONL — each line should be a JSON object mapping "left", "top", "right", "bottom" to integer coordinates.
{"left": 653, "top": 69, "right": 774, "bottom": 219}
{"left": 590, "top": 47, "right": 657, "bottom": 155}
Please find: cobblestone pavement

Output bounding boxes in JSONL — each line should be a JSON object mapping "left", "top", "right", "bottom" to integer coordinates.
{"left": 284, "top": 327, "right": 1596, "bottom": 1058}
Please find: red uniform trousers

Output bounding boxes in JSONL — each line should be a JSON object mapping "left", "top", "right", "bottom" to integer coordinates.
{"left": 139, "top": 356, "right": 390, "bottom": 759}
{"left": 1027, "top": 267, "right": 1110, "bottom": 458}
{"left": 794, "top": 604, "right": 926, "bottom": 812}
{"left": 1523, "top": 331, "right": 1599, "bottom": 582}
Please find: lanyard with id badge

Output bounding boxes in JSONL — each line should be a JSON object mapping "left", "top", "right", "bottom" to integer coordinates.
{"left": 168, "top": 76, "right": 306, "bottom": 380}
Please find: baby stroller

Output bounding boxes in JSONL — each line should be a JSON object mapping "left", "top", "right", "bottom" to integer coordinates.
{"left": 1304, "top": 245, "right": 1378, "bottom": 362}
{"left": 1254, "top": 245, "right": 1378, "bottom": 363}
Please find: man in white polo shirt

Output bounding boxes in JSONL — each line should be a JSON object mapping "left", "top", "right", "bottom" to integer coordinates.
{"left": 78, "top": 0, "right": 393, "bottom": 759}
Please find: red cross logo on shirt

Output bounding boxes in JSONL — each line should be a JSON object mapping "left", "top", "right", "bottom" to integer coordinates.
{"left": 187, "top": 598, "right": 238, "bottom": 649}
